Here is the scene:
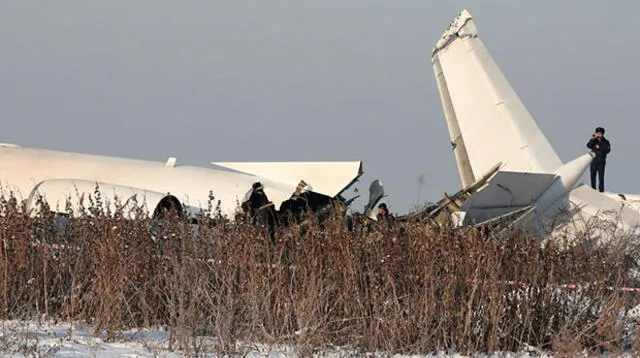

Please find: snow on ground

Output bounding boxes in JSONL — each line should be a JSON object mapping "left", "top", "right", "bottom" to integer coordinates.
{"left": 0, "top": 320, "right": 180, "bottom": 357}
{"left": 0, "top": 320, "right": 552, "bottom": 357}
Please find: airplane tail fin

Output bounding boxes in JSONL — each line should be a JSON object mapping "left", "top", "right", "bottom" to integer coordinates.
{"left": 431, "top": 9, "right": 563, "bottom": 188}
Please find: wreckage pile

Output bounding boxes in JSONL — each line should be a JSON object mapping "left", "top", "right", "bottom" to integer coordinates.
{"left": 1, "top": 191, "right": 640, "bottom": 356}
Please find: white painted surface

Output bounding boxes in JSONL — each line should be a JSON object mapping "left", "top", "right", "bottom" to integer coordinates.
{"left": 602, "top": 192, "right": 640, "bottom": 212}
{"left": 431, "top": 9, "right": 563, "bottom": 181}
{"left": 547, "top": 184, "right": 640, "bottom": 246}
{"left": 430, "top": 10, "right": 640, "bottom": 241}
{"left": 0, "top": 145, "right": 361, "bottom": 218}
{"left": 25, "top": 179, "right": 179, "bottom": 219}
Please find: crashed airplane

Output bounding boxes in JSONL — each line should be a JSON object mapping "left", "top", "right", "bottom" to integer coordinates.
{"left": 427, "top": 9, "right": 640, "bottom": 244}
{"left": 0, "top": 143, "right": 384, "bottom": 225}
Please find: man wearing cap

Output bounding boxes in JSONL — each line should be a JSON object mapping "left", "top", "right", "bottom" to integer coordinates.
{"left": 586, "top": 127, "right": 611, "bottom": 192}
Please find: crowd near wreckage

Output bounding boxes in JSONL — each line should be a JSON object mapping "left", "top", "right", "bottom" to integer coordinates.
{"left": 4, "top": 9, "right": 640, "bottom": 246}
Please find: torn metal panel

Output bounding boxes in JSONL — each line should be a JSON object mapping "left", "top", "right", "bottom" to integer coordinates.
{"left": 432, "top": 9, "right": 475, "bottom": 57}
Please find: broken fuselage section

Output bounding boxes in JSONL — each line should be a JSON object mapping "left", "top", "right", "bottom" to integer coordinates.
{"left": 0, "top": 144, "right": 367, "bottom": 231}
{"left": 213, "top": 161, "right": 366, "bottom": 230}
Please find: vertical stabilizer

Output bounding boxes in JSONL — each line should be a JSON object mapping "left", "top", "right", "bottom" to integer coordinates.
{"left": 431, "top": 9, "right": 563, "bottom": 182}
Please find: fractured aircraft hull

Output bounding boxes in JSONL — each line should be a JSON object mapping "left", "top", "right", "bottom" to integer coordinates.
{"left": 430, "top": 9, "right": 640, "bottom": 244}
{"left": 0, "top": 143, "right": 364, "bottom": 222}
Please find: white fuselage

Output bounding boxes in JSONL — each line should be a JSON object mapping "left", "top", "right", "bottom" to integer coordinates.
{"left": 0, "top": 144, "right": 297, "bottom": 218}
{"left": 509, "top": 153, "right": 640, "bottom": 241}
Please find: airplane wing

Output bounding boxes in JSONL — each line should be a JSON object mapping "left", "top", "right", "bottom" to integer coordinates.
{"left": 431, "top": 9, "right": 563, "bottom": 188}
{"left": 211, "top": 161, "right": 363, "bottom": 198}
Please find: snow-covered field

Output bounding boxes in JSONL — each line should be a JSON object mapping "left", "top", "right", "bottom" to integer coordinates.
{"left": 0, "top": 320, "right": 555, "bottom": 358}
{"left": 0, "top": 320, "right": 183, "bottom": 357}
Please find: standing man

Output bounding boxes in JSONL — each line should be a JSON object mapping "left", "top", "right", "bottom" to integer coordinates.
{"left": 586, "top": 127, "right": 611, "bottom": 192}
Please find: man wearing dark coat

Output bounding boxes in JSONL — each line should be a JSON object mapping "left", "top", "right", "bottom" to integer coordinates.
{"left": 586, "top": 126, "right": 611, "bottom": 193}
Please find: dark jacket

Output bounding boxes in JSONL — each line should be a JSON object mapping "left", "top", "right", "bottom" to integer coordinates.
{"left": 587, "top": 136, "right": 611, "bottom": 162}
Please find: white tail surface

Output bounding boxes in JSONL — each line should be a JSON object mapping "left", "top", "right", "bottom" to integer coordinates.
{"left": 431, "top": 9, "right": 563, "bottom": 188}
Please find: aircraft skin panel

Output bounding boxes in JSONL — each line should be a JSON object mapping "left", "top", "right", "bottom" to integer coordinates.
{"left": 552, "top": 185, "right": 640, "bottom": 243}
{"left": 433, "top": 56, "right": 475, "bottom": 188}
{"left": 211, "top": 161, "right": 363, "bottom": 198}
{"left": 464, "top": 206, "right": 534, "bottom": 226}
{"left": 431, "top": 9, "right": 563, "bottom": 181}
{"left": 602, "top": 192, "right": 640, "bottom": 213}
{"left": 26, "top": 179, "right": 174, "bottom": 217}
{"left": 0, "top": 146, "right": 303, "bottom": 217}
{"left": 461, "top": 171, "right": 557, "bottom": 210}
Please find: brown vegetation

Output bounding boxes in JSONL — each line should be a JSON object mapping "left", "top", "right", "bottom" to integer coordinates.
{"left": 0, "top": 189, "right": 640, "bottom": 356}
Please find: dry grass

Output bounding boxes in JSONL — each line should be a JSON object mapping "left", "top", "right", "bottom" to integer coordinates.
{"left": 0, "top": 189, "right": 639, "bottom": 356}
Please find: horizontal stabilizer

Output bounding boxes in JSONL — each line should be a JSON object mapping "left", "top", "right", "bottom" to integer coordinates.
{"left": 211, "top": 161, "right": 363, "bottom": 198}
{"left": 461, "top": 171, "right": 557, "bottom": 224}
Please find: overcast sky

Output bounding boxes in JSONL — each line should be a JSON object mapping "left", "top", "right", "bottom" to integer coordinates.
{"left": 2, "top": 1, "right": 640, "bottom": 214}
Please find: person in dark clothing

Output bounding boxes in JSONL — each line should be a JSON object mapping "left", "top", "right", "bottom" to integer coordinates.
{"left": 377, "top": 203, "right": 390, "bottom": 221}
{"left": 586, "top": 127, "right": 611, "bottom": 192}
{"left": 377, "top": 203, "right": 396, "bottom": 228}
{"left": 243, "top": 182, "right": 279, "bottom": 245}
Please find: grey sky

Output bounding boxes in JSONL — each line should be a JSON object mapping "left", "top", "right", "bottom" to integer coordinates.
{"left": 2, "top": 1, "right": 639, "bottom": 215}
